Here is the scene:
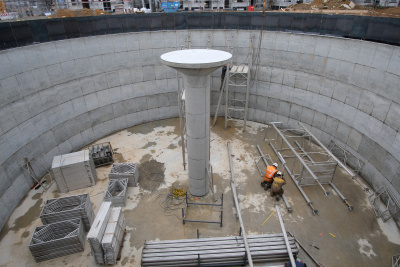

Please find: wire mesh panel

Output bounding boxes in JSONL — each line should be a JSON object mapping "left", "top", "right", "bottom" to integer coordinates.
{"left": 369, "top": 187, "right": 400, "bottom": 222}
{"left": 104, "top": 179, "right": 128, "bottom": 207}
{"left": 300, "top": 163, "right": 338, "bottom": 186}
{"left": 29, "top": 219, "right": 85, "bottom": 262}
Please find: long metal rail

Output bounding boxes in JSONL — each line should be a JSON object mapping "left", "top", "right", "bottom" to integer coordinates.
{"left": 177, "top": 71, "right": 186, "bottom": 170}
{"left": 298, "top": 122, "right": 356, "bottom": 178}
{"left": 287, "top": 231, "right": 324, "bottom": 267}
{"left": 271, "top": 124, "right": 329, "bottom": 196}
{"left": 227, "top": 142, "right": 253, "bottom": 267}
{"left": 275, "top": 205, "right": 296, "bottom": 267}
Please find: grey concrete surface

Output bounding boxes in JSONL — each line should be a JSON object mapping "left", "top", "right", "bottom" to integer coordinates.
{"left": 0, "top": 30, "right": 399, "bottom": 231}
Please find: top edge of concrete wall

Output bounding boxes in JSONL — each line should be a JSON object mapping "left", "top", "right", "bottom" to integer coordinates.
{"left": 0, "top": 12, "right": 399, "bottom": 50}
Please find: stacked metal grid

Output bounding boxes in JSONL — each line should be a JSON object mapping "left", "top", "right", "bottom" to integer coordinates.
{"left": 101, "top": 207, "right": 126, "bottom": 265}
{"left": 109, "top": 163, "right": 139, "bottom": 187}
{"left": 88, "top": 142, "right": 114, "bottom": 167}
{"left": 29, "top": 219, "right": 85, "bottom": 262}
{"left": 51, "top": 150, "right": 97, "bottom": 193}
{"left": 40, "top": 194, "right": 95, "bottom": 232}
{"left": 87, "top": 201, "right": 112, "bottom": 265}
{"left": 104, "top": 179, "right": 128, "bottom": 207}
{"left": 141, "top": 234, "right": 298, "bottom": 266}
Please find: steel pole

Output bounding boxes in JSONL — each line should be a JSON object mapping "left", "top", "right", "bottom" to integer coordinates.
{"left": 275, "top": 205, "right": 296, "bottom": 267}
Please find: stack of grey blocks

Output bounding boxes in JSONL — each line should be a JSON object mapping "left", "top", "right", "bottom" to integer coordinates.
{"left": 87, "top": 201, "right": 112, "bottom": 265}
{"left": 102, "top": 207, "right": 126, "bottom": 265}
{"left": 109, "top": 163, "right": 139, "bottom": 187}
{"left": 104, "top": 179, "right": 128, "bottom": 207}
{"left": 40, "top": 194, "right": 95, "bottom": 232}
{"left": 51, "top": 150, "right": 97, "bottom": 193}
{"left": 29, "top": 219, "right": 85, "bottom": 263}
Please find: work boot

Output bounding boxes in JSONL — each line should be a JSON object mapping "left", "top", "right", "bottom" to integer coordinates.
{"left": 276, "top": 196, "right": 280, "bottom": 201}
{"left": 264, "top": 186, "right": 268, "bottom": 191}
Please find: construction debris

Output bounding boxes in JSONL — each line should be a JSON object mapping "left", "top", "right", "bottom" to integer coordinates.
{"left": 141, "top": 234, "right": 299, "bottom": 266}
{"left": 109, "top": 163, "right": 139, "bottom": 187}
{"left": 40, "top": 194, "right": 95, "bottom": 232}
{"left": 101, "top": 207, "right": 126, "bottom": 265}
{"left": 104, "top": 179, "right": 128, "bottom": 207}
{"left": 29, "top": 219, "right": 85, "bottom": 263}
{"left": 87, "top": 201, "right": 112, "bottom": 265}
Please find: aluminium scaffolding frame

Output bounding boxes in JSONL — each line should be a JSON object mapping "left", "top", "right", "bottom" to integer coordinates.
{"left": 22, "top": 157, "right": 54, "bottom": 191}
{"left": 369, "top": 186, "right": 400, "bottom": 222}
{"left": 268, "top": 123, "right": 354, "bottom": 215}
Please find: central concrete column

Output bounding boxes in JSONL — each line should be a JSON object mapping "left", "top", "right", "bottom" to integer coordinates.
{"left": 161, "top": 49, "right": 232, "bottom": 196}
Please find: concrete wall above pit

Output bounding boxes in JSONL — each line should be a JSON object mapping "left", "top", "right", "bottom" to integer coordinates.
{"left": 0, "top": 29, "right": 400, "bottom": 231}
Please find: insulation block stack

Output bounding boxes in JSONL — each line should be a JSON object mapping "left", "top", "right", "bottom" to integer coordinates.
{"left": 104, "top": 179, "right": 128, "bottom": 207}
{"left": 101, "top": 207, "right": 126, "bottom": 265}
{"left": 109, "top": 163, "right": 139, "bottom": 187}
{"left": 51, "top": 150, "right": 97, "bottom": 193}
{"left": 141, "top": 234, "right": 299, "bottom": 266}
{"left": 40, "top": 194, "right": 95, "bottom": 232}
{"left": 87, "top": 201, "right": 112, "bottom": 265}
{"left": 29, "top": 219, "right": 85, "bottom": 262}
{"left": 88, "top": 142, "right": 114, "bottom": 167}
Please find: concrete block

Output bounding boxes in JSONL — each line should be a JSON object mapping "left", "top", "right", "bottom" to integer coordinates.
{"left": 2, "top": 174, "right": 31, "bottom": 214}
{"left": 16, "top": 71, "right": 37, "bottom": 97}
{"left": 109, "top": 86, "right": 123, "bottom": 104}
{"left": 40, "top": 130, "right": 57, "bottom": 153}
{"left": 56, "top": 40, "right": 73, "bottom": 63}
{"left": 371, "top": 96, "right": 390, "bottom": 122}
{"left": 45, "top": 105, "right": 62, "bottom": 129}
{"left": 68, "top": 80, "right": 83, "bottom": 100}
{"left": 64, "top": 116, "right": 83, "bottom": 138}
{"left": 380, "top": 72, "right": 400, "bottom": 104}
{"left": 325, "top": 116, "right": 339, "bottom": 134}
{"left": 115, "top": 51, "right": 132, "bottom": 69}
{"left": 69, "top": 38, "right": 87, "bottom": 60}
{"left": 312, "top": 111, "right": 327, "bottom": 129}
{"left": 364, "top": 68, "right": 384, "bottom": 93}
{"left": 146, "top": 95, "right": 159, "bottom": 109}
{"left": 137, "top": 110, "right": 150, "bottom": 125}
{"left": 376, "top": 123, "right": 397, "bottom": 153}
{"left": 83, "top": 36, "right": 101, "bottom": 57}
{"left": 254, "top": 109, "right": 267, "bottom": 124}
{"left": 301, "top": 107, "right": 314, "bottom": 125}
{"left": 114, "top": 115, "right": 128, "bottom": 131}
{"left": 387, "top": 48, "right": 400, "bottom": 76}
{"left": 74, "top": 58, "right": 91, "bottom": 79}
{"left": 328, "top": 38, "right": 345, "bottom": 60}
{"left": 118, "top": 69, "right": 132, "bottom": 86}
{"left": 294, "top": 73, "right": 309, "bottom": 90}
{"left": 337, "top": 61, "right": 354, "bottom": 84}
{"left": 341, "top": 41, "right": 359, "bottom": 64}
{"left": 32, "top": 113, "right": 50, "bottom": 136}
{"left": 381, "top": 153, "right": 400, "bottom": 183}
{"left": 97, "top": 89, "right": 112, "bottom": 107}
{"left": 371, "top": 45, "right": 392, "bottom": 71}
{"left": 357, "top": 41, "right": 378, "bottom": 67}
{"left": 80, "top": 77, "right": 96, "bottom": 95}
{"left": 282, "top": 69, "right": 295, "bottom": 87}
{"left": 347, "top": 128, "right": 362, "bottom": 151}
{"left": 142, "top": 66, "right": 155, "bottom": 82}
{"left": 158, "top": 93, "right": 170, "bottom": 107}
{"left": 69, "top": 132, "right": 84, "bottom": 151}
{"left": 306, "top": 76, "right": 322, "bottom": 94}
{"left": 291, "top": 88, "right": 305, "bottom": 106}
{"left": 120, "top": 84, "right": 134, "bottom": 100}
{"left": 84, "top": 93, "right": 100, "bottom": 111}
{"left": 0, "top": 105, "right": 17, "bottom": 133}
{"left": 47, "top": 63, "right": 64, "bottom": 86}
{"left": 39, "top": 42, "right": 60, "bottom": 66}
{"left": 314, "top": 37, "right": 331, "bottom": 58}
{"left": 0, "top": 166, "right": 12, "bottom": 197}
{"left": 315, "top": 94, "right": 331, "bottom": 115}
{"left": 287, "top": 34, "right": 304, "bottom": 53}
{"left": 332, "top": 82, "right": 349, "bottom": 102}
{"left": 335, "top": 122, "right": 350, "bottom": 144}
{"left": 344, "top": 85, "right": 362, "bottom": 108}
{"left": 274, "top": 32, "right": 289, "bottom": 52}
{"left": 92, "top": 74, "right": 108, "bottom": 92}
{"left": 112, "top": 102, "right": 127, "bottom": 118}
{"left": 38, "top": 89, "right": 57, "bottom": 113}
{"left": 349, "top": 64, "right": 367, "bottom": 88}
{"left": 358, "top": 135, "right": 387, "bottom": 171}
{"left": 99, "top": 35, "right": 115, "bottom": 55}
{"left": 58, "top": 139, "right": 73, "bottom": 155}
{"left": 112, "top": 34, "right": 128, "bottom": 53}
{"left": 0, "top": 133, "right": 12, "bottom": 165}
{"left": 340, "top": 104, "right": 357, "bottom": 125}
{"left": 102, "top": 53, "right": 117, "bottom": 72}
{"left": 384, "top": 102, "right": 400, "bottom": 131}
{"left": 0, "top": 53, "right": 13, "bottom": 80}
{"left": 390, "top": 133, "right": 400, "bottom": 160}
{"left": 289, "top": 104, "right": 302, "bottom": 120}
{"left": 270, "top": 68, "right": 284, "bottom": 85}
{"left": 324, "top": 58, "right": 340, "bottom": 80}
{"left": 352, "top": 109, "right": 369, "bottom": 135}
{"left": 301, "top": 35, "right": 317, "bottom": 55}
{"left": 150, "top": 32, "right": 165, "bottom": 49}
{"left": 125, "top": 112, "right": 138, "bottom": 126}
{"left": 7, "top": 48, "right": 29, "bottom": 75}
{"left": 105, "top": 71, "right": 120, "bottom": 89}
{"left": 321, "top": 78, "right": 336, "bottom": 98}
{"left": 31, "top": 67, "right": 51, "bottom": 90}
{"left": 1, "top": 76, "right": 21, "bottom": 104}
{"left": 130, "top": 67, "right": 144, "bottom": 84}
{"left": 52, "top": 123, "right": 68, "bottom": 144}
{"left": 61, "top": 60, "right": 78, "bottom": 81}
{"left": 59, "top": 101, "right": 75, "bottom": 122}
{"left": 134, "top": 96, "right": 148, "bottom": 112}
{"left": 23, "top": 93, "right": 44, "bottom": 119}
{"left": 125, "top": 33, "right": 140, "bottom": 51}
{"left": 358, "top": 91, "right": 375, "bottom": 115}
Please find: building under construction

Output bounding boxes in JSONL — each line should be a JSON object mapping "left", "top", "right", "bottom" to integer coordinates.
{"left": 0, "top": 11, "right": 399, "bottom": 267}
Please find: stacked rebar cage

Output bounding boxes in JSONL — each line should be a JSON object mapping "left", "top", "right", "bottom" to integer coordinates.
{"left": 104, "top": 178, "right": 128, "bottom": 207}
{"left": 88, "top": 142, "right": 114, "bottom": 167}
{"left": 109, "top": 163, "right": 139, "bottom": 187}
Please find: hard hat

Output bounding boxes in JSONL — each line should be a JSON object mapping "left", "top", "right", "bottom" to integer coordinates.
{"left": 272, "top": 163, "right": 278, "bottom": 168}
{"left": 277, "top": 171, "right": 282, "bottom": 176}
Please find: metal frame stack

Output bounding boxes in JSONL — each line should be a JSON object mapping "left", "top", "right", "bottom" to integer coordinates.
{"left": 369, "top": 187, "right": 400, "bottom": 222}
{"left": 109, "top": 163, "right": 139, "bottom": 187}
{"left": 104, "top": 179, "right": 128, "bottom": 207}
{"left": 328, "top": 140, "right": 365, "bottom": 175}
{"left": 88, "top": 142, "right": 114, "bottom": 167}
{"left": 51, "top": 150, "right": 97, "bottom": 193}
{"left": 141, "top": 233, "right": 298, "bottom": 266}
{"left": 269, "top": 122, "right": 355, "bottom": 214}
{"left": 29, "top": 219, "right": 85, "bottom": 263}
{"left": 182, "top": 192, "right": 223, "bottom": 227}
{"left": 102, "top": 207, "right": 126, "bottom": 265}
{"left": 87, "top": 201, "right": 112, "bottom": 265}
{"left": 40, "top": 194, "right": 94, "bottom": 232}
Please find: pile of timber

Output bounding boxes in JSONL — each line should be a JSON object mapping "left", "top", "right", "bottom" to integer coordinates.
{"left": 141, "top": 233, "right": 298, "bottom": 266}
{"left": 51, "top": 150, "right": 97, "bottom": 193}
{"left": 29, "top": 219, "right": 85, "bottom": 262}
{"left": 109, "top": 163, "right": 139, "bottom": 187}
{"left": 87, "top": 201, "right": 112, "bottom": 265}
{"left": 104, "top": 179, "right": 128, "bottom": 207}
{"left": 40, "top": 194, "right": 94, "bottom": 232}
{"left": 102, "top": 207, "right": 126, "bottom": 265}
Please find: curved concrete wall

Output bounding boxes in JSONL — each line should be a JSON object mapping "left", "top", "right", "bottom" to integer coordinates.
{"left": 1, "top": 29, "right": 399, "bottom": 230}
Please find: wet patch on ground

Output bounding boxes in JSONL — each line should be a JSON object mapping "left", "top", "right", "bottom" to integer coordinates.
{"left": 140, "top": 154, "right": 153, "bottom": 163}
{"left": 113, "top": 152, "right": 127, "bottom": 163}
{"left": 138, "top": 160, "right": 166, "bottom": 192}
{"left": 167, "top": 144, "right": 177, "bottom": 149}
{"left": 142, "top": 142, "right": 157, "bottom": 149}
{"left": 31, "top": 193, "right": 41, "bottom": 200}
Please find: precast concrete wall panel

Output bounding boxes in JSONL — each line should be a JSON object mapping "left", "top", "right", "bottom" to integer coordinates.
{"left": 0, "top": 15, "right": 400, "bottom": 229}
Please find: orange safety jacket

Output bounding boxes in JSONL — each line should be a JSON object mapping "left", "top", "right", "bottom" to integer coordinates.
{"left": 264, "top": 166, "right": 277, "bottom": 182}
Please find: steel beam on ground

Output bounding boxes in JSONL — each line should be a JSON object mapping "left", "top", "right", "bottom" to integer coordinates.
{"left": 275, "top": 205, "right": 296, "bottom": 267}
{"left": 287, "top": 231, "right": 323, "bottom": 267}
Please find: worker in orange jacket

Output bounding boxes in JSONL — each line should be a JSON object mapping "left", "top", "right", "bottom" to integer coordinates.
{"left": 270, "top": 171, "right": 286, "bottom": 201}
{"left": 260, "top": 163, "right": 278, "bottom": 191}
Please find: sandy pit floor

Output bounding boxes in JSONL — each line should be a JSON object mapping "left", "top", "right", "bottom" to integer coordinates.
{"left": 0, "top": 117, "right": 399, "bottom": 267}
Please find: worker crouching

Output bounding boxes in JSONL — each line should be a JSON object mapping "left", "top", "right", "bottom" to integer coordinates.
{"left": 270, "top": 171, "right": 286, "bottom": 201}
{"left": 261, "top": 163, "right": 278, "bottom": 191}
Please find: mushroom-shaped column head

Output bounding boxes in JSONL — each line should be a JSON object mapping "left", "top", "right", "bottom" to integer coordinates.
{"left": 161, "top": 49, "right": 232, "bottom": 196}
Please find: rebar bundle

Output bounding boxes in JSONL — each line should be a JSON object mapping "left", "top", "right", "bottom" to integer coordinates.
{"left": 141, "top": 234, "right": 299, "bottom": 266}
{"left": 104, "top": 179, "right": 128, "bottom": 207}
{"left": 109, "top": 163, "right": 139, "bottom": 187}
{"left": 101, "top": 207, "right": 126, "bottom": 265}
{"left": 29, "top": 219, "right": 85, "bottom": 263}
{"left": 40, "top": 194, "right": 94, "bottom": 232}
{"left": 87, "top": 201, "right": 112, "bottom": 265}
{"left": 51, "top": 150, "right": 97, "bottom": 193}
